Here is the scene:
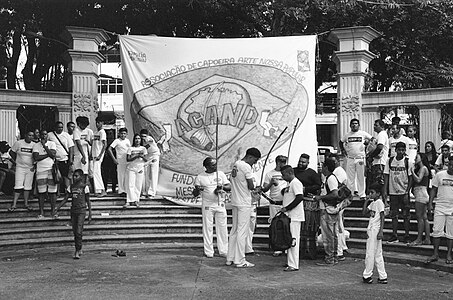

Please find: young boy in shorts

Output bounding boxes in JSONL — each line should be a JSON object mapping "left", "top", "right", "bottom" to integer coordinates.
{"left": 362, "top": 182, "right": 388, "bottom": 284}
{"left": 54, "top": 169, "right": 92, "bottom": 259}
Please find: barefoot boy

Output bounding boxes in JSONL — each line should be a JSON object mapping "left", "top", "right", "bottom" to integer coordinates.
{"left": 362, "top": 182, "right": 388, "bottom": 284}
{"left": 55, "top": 169, "right": 92, "bottom": 259}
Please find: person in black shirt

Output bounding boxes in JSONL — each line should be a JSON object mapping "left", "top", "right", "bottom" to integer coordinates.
{"left": 293, "top": 153, "right": 322, "bottom": 196}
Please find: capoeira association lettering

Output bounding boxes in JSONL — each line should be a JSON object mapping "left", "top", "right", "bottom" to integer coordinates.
{"left": 348, "top": 137, "right": 363, "bottom": 143}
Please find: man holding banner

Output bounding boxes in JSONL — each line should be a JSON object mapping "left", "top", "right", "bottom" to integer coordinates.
{"left": 226, "top": 147, "right": 261, "bottom": 268}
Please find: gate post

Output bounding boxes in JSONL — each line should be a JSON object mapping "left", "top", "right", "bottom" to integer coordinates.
{"left": 329, "top": 26, "right": 381, "bottom": 139}
{"left": 62, "top": 27, "right": 109, "bottom": 126}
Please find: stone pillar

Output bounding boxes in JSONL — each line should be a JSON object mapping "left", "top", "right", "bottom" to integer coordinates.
{"left": 61, "top": 27, "right": 110, "bottom": 126}
{"left": 329, "top": 26, "right": 381, "bottom": 138}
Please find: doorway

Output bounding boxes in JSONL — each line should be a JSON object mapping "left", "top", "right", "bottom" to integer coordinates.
{"left": 16, "top": 105, "right": 58, "bottom": 138}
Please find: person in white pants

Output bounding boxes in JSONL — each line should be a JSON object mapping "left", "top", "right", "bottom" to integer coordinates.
{"left": 140, "top": 129, "right": 160, "bottom": 198}
{"left": 124, "top": 134, "right": 147, "bottom": 207}
{"left": 332, "top": 154, "right": 349, "bottom": 260}
{"left": 362, "top": 182, "right": 387, "bottom": 284}
{"left": 91, "top": 117, "right": 107, "bottom": 197}
{"left": 245, "top": 178, "right": 259, "bottom": 255}
{"left": 339, "top": 118, "right": 371, "bottom": 200}
{"left": 73, "top": 116, "right": 93, "bottom": 180}
{"left": 226, "top": 148, "right": 261, "bottom": 268}
{"left": 193, "top": 157, "right": 231, "bottom": 258}
{"left": 280, "top": 165, "right": 305, "bottom": 272}
{"left": 262, "top": 155, "right": 288, "bottom": 256}
{"left": 107, "top": 128, "right": 130, "bottom": 196}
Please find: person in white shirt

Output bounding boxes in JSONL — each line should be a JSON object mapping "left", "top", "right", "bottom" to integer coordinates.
{"left": 91, "top": 117, "right": 107, "bottom": 197}
{"left": 339, "top": 118, "right": 371, "bottom": 200}
{"left": 262, "top": 155, "right": 288, "bottom": 256}
{"left": 368, "top": 119, "right": 389, "bottom": 190}
{"left": 331, "top": 154, "right": 349, "bottom": 260}
{"left": 388, "top": 124, "right": 411, "bottom": 158}
{"left": 32, "top": 130, "right": 57, "bottom": 218}
{"left": 48, "top": 121, "right": 74, "bottom": 193}
{"left": 73, "top": 116, "right": 93, "bottom": 177}
{"left": 107, "top": 128, "right": 131, "bottom": 196}
{"left": 66, "top": 122, "right": 75, "bottom": 139}
{"left": 9, "top": 131, "right": 35, "bottom": 211}
{"left": 226, "top": 147, "right": 261, "bottom": 268}
{"left": 140, "top": 129, "right": 161, "bottom": 198}
{"left": 280, "top": 165, "right": 305, "bottom": 271}
{"left": 406, "top": 125, "right": 418, "bottom": 163}
{"left": 193, "top": 157, "right": 231, "bottom": 258}
{"left": 434, "top": 144, "right": 450, "bottom": 173}
{"left": 124, "top": 133, "right": 148, "bottom": 207}
{"left": 438, "top": 130, "right": 453, "bottom": 154}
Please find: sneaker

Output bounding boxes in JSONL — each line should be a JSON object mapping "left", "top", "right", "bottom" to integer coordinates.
{"left": 225, "top": 261, "right": 233, "bottom": 266}
{"left": 363, "top": 277, "right": 373, "bottom": 284}
{"left": 377, "top": 278, "right": 388, "bottom": 284}
{"left": 204, "top": 254, "right": 214, "bottom": 258}
{"left": 337, "top": 255, "right": 346, "bottom": 261}
{"left": 387, "top": 235, "right": 399, "bottom": 243}
{"left": 236, "top": 261, "right": 255, "bottom": 268}
{"left": 273, "top": 251, "right": 283, "bottom": 257}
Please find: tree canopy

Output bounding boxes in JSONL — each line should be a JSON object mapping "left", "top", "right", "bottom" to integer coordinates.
{"left": 1, "top": 0, "right": 452, "bottom": 92}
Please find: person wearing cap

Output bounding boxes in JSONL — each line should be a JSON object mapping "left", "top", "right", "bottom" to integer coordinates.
{"left": 0, "top": 141, "right": 15, "bottom": 196}
{"left": 193, "top": 157, "right": 231, "bottom": 258}
{"left": 262, "top": 155, "right": 288, "bottom": 256}
{"left": 226, "top": 147, "right": 261, "bottom": 268}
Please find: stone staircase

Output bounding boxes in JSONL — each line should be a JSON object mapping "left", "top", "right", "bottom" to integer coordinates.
{"left": 0, "top": 195, "right": 449, "bottom": 259}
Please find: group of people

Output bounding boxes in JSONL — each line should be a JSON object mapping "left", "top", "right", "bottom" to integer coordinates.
{"left": 0, "top": 116, "right": 162, "bottom": 218}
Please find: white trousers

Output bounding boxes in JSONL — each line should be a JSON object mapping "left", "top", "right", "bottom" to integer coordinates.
{"left": 337, "top": 210, "right": 348, "bottom": 256}
{"left": 268, "top": 204, "right": 282, "bottom": 222}
{"left": 92, "top": 159, "right": 105, "bottom": 193}
{"left": 363, "top": 227, "right": 387, "bottom": 279}
{"left": 227, "top": 206, "right": 252, "bottom": 265}
{"left": 117, "top": 163, "right": 127, "bottom": 194}
{"left": 202, "top": 204, "right": 228, "bottom": 257}
{"left": 142, "top": 156, "right": 159, "bottom": 196}
{"left": 287, "top": 220, "right": 301, "bottom": 269}
{"left": 73, "top": 155, "right": 89, "bottom": 175}
{"left": 346, "top": 157, "right": 366, "bottom": 198}
{"left": 126, "top": 168, "right": 144, "bottom": 203}
{"left": 245, "top": 205, "right": 257, "bottom": 253}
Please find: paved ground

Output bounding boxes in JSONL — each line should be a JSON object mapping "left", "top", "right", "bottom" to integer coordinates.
{"left": 1, "top": 245, "right": 452, "bottom": 300}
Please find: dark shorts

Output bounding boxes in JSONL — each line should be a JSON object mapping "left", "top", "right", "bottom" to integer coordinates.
{"left": 57, "top": 161, "right": 70, "bottom": 178}
{"left": 389, "top": 194, "right": 411, "bottom": 218}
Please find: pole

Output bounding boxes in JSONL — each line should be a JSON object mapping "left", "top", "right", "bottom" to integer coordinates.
{"left": 287, "top": 118, "right": 299, "bottom": 163}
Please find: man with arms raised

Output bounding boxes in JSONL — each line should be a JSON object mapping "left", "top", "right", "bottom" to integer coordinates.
{"left": 226, "top": 147, "right": 261, "bottom": 268}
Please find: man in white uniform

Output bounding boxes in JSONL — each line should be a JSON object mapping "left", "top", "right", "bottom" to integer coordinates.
{"left": 107, "top": 128, "right": 131, "bottom": 196}
{"left": 368, "top": 119, "right": 389, "bottom": 195}
{"left": 426, "top": 156, "right": 453, "bottom": 265}
{"left": 339, "top": 118, "right": 371, "bottom": 200}
{"left": 226, "top": 147, "right": 261, "bottom": 268}
{"left": 9, "top": 130, "right": 35, "bottom": 210}
{"left": 280, "top": 165, "right": 305, "bottom": 271}
{"left": 262, "top": 155, "right": 288, "bottom": 256}
{"left": 73, "top": 116, "right": 93, "bottom": 177}
{"left": 193, "top": 157, "right": 231, "bottom": 258}
{"left": 91, "top": 117, "right": 107, "bottom": 197}
{"left": 48, "top": 121, "right": 74, "bottom": 192}
{"left": 332, "top": 154, "right": 349, "bottom": 260}
{"left": 140, "top": 129, "right": 161, "bottom": 198}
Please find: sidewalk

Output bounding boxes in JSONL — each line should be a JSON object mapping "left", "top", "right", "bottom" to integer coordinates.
{"left": 1, "top": 244, "right": 452, "bottom": 300}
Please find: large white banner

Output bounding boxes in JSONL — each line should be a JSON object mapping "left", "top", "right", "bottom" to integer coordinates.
{"left": 119, "top": 35, "right": 317, "bottom": 205}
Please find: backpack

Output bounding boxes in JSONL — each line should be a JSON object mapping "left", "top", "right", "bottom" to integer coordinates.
{"left": 269, "top": 212, "right": 293, "bottom": 251}
{"left": 323, "top": 174, "right": 352, "bottom": 215}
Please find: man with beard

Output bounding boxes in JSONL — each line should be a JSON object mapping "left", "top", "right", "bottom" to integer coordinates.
{"left": 293, "top": 153, "right": 322, "bottom": 196}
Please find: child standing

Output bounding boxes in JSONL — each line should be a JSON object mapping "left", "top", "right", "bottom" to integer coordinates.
{"left": 54, "top": 169, "right": 92, "bottom": 259}
{"left": 362, "top": 182, "right": 387, "bottom": 284}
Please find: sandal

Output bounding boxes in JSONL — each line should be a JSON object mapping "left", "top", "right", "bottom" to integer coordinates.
{"left": 446, "top": 259, "right": 453, "bottom": 264}
{"left": 283, "top": 266, "right": 299, "bottom": 272}
{"left": 7, "top": 206, "right": 16, "bottom": 212}
{"left": 425, "top": 256, "right": 438, "bottom": 264}
{"left": 24, "top": 206, "right": 33, "bottom": 212}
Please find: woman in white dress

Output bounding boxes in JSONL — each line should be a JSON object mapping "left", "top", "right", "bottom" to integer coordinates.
{"left": 124, "top": 134, "right": 148, "bottom": 208}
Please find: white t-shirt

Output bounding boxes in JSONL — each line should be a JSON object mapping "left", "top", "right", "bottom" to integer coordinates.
{"left": 48, "top": 132, "right": 74, "bottom": 162}
{"left": 384, "top": 156, "right": 413, "bottom": 195}
{"left": 11, "top": 139, "right": 35, "bottom": 169}
{"left": 73, "top": 127, "right": 93, "bottom": 158}
{"left": 126, "top": 146, "right": 147, "bottom": 171}
{"left": 110, "top": 138, "right": 131, "bottom": 164}
{"left": 143, "top": 135, "right": 160, "bottom": 157}
{"left": 263, "top": 169, "right": 286, "bottom": 202}
{"left": 333, "top": 166, "right": 347, "bottom": 184}
{"left": 92, "top": 129, "right": 107, "bottom": 158}
{"left": 320, "top": 174, "right": 339, "bottom": 210}
{"left": 389, "top": 135, "right": 411, "bottom": 158}
{"left": 341, "top": 130, "right": 372, "bottom": 158}
{"left": 230, "top": 160, "right": 254, "bottom": 207}
{"left": 194, "top": 170, "right": 230, "bottom": 206}
{"left": 405, "top": 137, "right": 418, "bottom": 163}
{"left": 431, "top": 170, "right": 453, "bottom": 214}
{"left": 32, "top": 141, "right": 57, "bottom": 172}
{"left": 435, "top": 155, "right": 449, "bottom": 171}
{"left": 372, "top": 130, "right": 389, "bottom": 166}
{"left": 283, "top": 178, "right": 304, "bottom": 222}
{"left": 367, "top": 199, "right": 385, "bottom": 230}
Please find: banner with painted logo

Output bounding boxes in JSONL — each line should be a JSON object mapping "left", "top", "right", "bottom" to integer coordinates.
{"left": 119, "top": 35, "right": 317, "bottom": 206}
